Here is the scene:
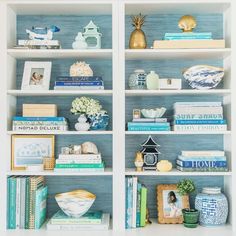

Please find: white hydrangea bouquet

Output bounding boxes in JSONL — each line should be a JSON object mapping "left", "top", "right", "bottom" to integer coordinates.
{"left": 71, "top": 97, "right": 109, "bottom": 131}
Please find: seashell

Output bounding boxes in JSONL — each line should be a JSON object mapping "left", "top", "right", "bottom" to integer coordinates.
{"left": 81, "top": 142, "right": 98, "bottom": 154}
{"left": 156, "top": 160, "right": 172, "bottom": 172}
{"left": 70, "top": 61, "right": 93, "bottom": 77}
{"left": 55, "top": 189, "right": 96, "bottom": 218}
{"left": 178, "top": 15, "right": 197, "bottom": 32}
{"left": 141, "top": 107, "right": 166, "bottom": 118}
{"left": 183, "top": 65, "right": 224, "bottom": 90}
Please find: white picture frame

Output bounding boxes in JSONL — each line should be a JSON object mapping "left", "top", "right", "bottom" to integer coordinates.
{"left": 21, "top": 61, "right": 52, "bottom": 90}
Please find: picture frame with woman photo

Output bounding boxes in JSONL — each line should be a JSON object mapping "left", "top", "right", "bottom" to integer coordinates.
{"left": 157, "top": 184, "right": 189, "bottom": 224}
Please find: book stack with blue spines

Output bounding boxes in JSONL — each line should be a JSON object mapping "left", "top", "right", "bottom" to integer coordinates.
{"left": 47, "top": 210, "right": 110, "bottom": 230}
{"left": 54, "top": 76, "right": 104, "bottom": 90}
{"left": 54, "top": 153, "right": 105, "bottom": 172}
{"left": 164, "top": 32, "right": 212, "bottom": 40}
{"left": 12, "top": 116, "right": 69, "bottom": 131}
{"left": 125, "top": 176, "right": 147, "bottom": 229}
{"left": 176, "top": 150, "right": 228, "bottom": 172}
{"left": 7, "top": 176, "right": 47, "bottom": 230}
{"left": 127, "top": 118, "right": 170, "bottom": 131}
{"left": 172, "top": 102, "right": 227, "bottom": 132}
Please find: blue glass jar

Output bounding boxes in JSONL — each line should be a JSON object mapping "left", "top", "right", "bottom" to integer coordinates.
{"left": 195, "top": 187, "right": 228, "bottom": 226}
{"left": 128, "top": 69, "right": 147, "bottom": 90}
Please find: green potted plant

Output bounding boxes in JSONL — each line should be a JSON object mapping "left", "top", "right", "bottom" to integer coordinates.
{"left": 177, "top": 179, "right": 199, "bottom": 228}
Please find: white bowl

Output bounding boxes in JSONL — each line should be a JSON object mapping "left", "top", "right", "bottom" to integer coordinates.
{"left": 141, "top": 107, "right": 166, "bottom": 118}
{"left": 55, "top": 189, "right": 96, "bottom": 218}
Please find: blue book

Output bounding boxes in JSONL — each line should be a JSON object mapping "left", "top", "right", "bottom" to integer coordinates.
{"left": 165, "top": 36, "right": 212, "bottom": 40}
{"left": 174, "top": 119, "right": 226, "bottom": 125}
{"left": 128, "top": 122, "right": 170, "bottom": 127}
{"left": 126, "top": 177, "right": 133, "bottom": 229}
{"left": 55, "top": 81, "right": 103, "bottom": 86}
{"left": 56, "top": 76, "right": 103, "bottom": 82}
{"left": 176, "top": 159, "right": 227, "bottom": 168}
{"left": 13, "top": 117, "right": 66, "bottom": 121}
{"left": 128, "top": 127, "right": 170, "bottom": 131}
{"left": 8, "top": 177, "right": 17, "bottom": 229}
{"left": 136, "top": 183, "right": 142, "bottom": 228}
{"left": 174, "top": 114, "right": 223, "bottom": 120}
{"left": 165, "top": 32, "right": 212, "bottom": 37}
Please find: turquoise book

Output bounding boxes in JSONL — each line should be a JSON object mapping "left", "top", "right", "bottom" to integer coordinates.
{"left": 136, "top": 182, "right": 142, "bottom": 227}
{"left": 35, "top": 186, "right": 48, "bottom": 229}
{"left": 50, "top": 210, "right": 103, "bottom": 225}
{"left": 8, "top": 177, "right": 17, "bottom": 229}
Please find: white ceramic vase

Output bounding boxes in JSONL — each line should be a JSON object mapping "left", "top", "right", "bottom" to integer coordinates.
{"left": 72, "top": 32, "right": 88, "bottom": 49}
{"left": 75, "top": 114, "right": 90, "bottom": 131}
{"left": 146, "top": 71, "right": 159, "bottom": 90}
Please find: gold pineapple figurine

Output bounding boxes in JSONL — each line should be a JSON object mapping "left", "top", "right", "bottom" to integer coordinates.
{"left": 129, "top": 13, "right": 147, "bottom": 49}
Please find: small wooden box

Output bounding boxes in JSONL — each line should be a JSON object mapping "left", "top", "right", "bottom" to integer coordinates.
{"left": 159, "top": 78, "right": 182, "bottom": 90}
{"left": 23, "top": 104, "right": 58, "bottom": 117}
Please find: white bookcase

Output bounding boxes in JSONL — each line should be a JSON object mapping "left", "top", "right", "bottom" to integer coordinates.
{"left": 0, "top": 0, "right": 235, "bottom": 236}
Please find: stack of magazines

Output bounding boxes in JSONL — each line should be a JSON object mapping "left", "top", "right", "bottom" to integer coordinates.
{"left": 54, "top": 76, "right": 104, "bottom": 90}
{"left": 47, "top": 210, "right": 110, "bottom": 230}
{"left": 12, "top": 117, "right": 69, "bottom": 131}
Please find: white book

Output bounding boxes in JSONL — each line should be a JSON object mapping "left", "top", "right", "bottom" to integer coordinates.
{"left": 54, "top": 86, "right": 104, "bottom": 90}
{"left": 13, "top": 125, "right": 68, "bottom": 131}
{"left": 56, "top": 159, "right": 102, "bottom": 164}
{"left": 173, "top": 124, "right": 227, "bottom": 131}
{"left": 20, "top": 178, "right": 26, "bottom": 229}
{"left": 15, "top": 178, "right": 21, "bottom": 229}
{"left": 47, "top": 213, "right": 110, "bottom": 231}
{"left": 181, "top": 150, "right": 225, "bottom": 157}
{"left": 174, "top": 102, "right": 222, "bottom": 108}
{"left": 174, "top": 106, "right": 223, "bottom": 115}
{"left": 58, "top": 154, "right": 101, "bottom": 160}
{"left": 54, "top": 168, "right": 105, "bottom": 172}
{"left": 132, "top": 177, "right": 137, "bottom": 228}
{"left": 18, "top": 39, "right": 60, "bottom": 46}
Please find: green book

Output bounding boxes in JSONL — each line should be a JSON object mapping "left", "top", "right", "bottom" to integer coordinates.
{"left": 55, "top": 162, "right": 104, "bottom": 169}
{"left": 50, "top": 210, "right": 103, "bottom": 225}
{"left": 140, "top": 186, "right": 147, "bottom": 227}
{"left": 8, "top": 177, "right": 17, "bottom": 229}
{"left": 35, "top": 186, "right": 48, "bottom": 229}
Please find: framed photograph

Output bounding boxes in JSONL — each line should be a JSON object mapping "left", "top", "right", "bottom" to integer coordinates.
{"left": 157, "top": 184, "right": 189, "bottom": 224}
{"left": 21, "top": 61, "right": 52, "bottom": 90}
{"left": 11, "top": 135, "right": 55, "bottom": 170}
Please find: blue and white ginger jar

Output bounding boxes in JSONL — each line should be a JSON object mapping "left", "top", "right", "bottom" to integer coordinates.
{"left": 128, "top": 69, "right": 147, "bottom": 90}
{"left": 195, "top": 187, "right": 228, "bottom": 226}
{"left": 88, "top": 112, "right": 109, "bottom": 130}
{"left": 183, "top": 65, "right": 224, "bottom": 90}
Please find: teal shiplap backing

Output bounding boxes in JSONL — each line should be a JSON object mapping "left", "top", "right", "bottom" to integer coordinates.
{"left": 17, "top": 15, "right": 112, "bottom": 49}
{"left": 125, "top": 14, "right": 223, "bottom": 48}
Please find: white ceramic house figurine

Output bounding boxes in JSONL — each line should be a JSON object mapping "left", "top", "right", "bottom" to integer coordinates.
{"left": 72, "top": 32, "right": 88, "bottom": 49}
{"left": 83, "top": 21, "right": 102, "bottom": 49}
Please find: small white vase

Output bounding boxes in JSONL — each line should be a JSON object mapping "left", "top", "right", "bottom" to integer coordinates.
{"left": 75, "top": 114, "right": 90, "bottom": 131}
{"left": 146, "top": 71, "right": 159, "bottom": 90}
{"left": 72, "top": 32, "right": 88, "bottom": 49}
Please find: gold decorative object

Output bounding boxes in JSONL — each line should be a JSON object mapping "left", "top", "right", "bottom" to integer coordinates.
{"left": 156, "top": 160, "right": 173, "bottom": 172}
{"left": 134, "top": 151, "right": 144, "bottom": 172}
{"left": 178, "top": 15, "right": 197, "bottom": 32}
{"left": 145, "top": 208, "right": 152, "bottom": 224}
{"left": 129, "top": 13, "right": 147, "bottom": 49}
{"left": 43, "top": 157, "right": 55, "bottom": 170}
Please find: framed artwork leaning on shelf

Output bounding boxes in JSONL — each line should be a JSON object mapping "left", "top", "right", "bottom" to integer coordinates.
{"left": 157, "top": 184, "right": 189, "bottom": 224}
{"left": 11, "top": 134, "right": 55, "bottom": 170}
{"left": 21, "top": 61, "right": 52, "bottom": 90}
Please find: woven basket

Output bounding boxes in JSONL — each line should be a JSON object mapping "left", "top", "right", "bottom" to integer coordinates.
{"left": 43, "top": 157, "right": 55, "bottom": 170}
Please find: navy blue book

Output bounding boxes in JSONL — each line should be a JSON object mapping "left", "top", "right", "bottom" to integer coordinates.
{"left": 174, "top": 119, "right": 226, "bottom": 125}
{"left": 55, "top": 81, "right": 103, "bottom": 86}
{"left": 56, "top": 76, "right": 103, "bottom": 82}
{"left": 176, "top": 159, "right": 227, "bottom": 168}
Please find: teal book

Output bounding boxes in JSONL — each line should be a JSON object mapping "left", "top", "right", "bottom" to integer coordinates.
{"left": 35, "top": 186, "right": 48, "bottom": 229}
{"left": 9, "top": 177, "right": 17, "bottom": 229}
{"left": 7, "top": 177, "right": 10, "bottom": 229}
{"left": 55, "top": 162, "right": 104, "bottom": 169}
{"left": 25, "top": 177, "right": 30, "bottom": 229}
{"left": 136, "top": 182, "right": 142, "bottom": 227}
{"left": 50, "top": 210, "right": 103, "bottom": 225}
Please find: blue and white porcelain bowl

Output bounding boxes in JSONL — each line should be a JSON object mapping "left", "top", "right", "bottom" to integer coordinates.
{"left": 183, "top": 65, "right": 224, "bottom": 90}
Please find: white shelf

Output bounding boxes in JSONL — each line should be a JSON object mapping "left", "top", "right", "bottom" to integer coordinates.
{"left": 7, "top": 49, "right": 113, "bottom": 59}
{"left": 7, "top": 90, "right": 113, "bottom": 96}
{"left": 125, "top": 49, "right": 231, "bottom": 60}
{"left": 125, "top": 131, "right": 231, "bottom": 135}
{"left": 7, "top": 168, "right": 113, "bottom": 176}
{"left": 7, "top": 131, "right": 113, "bottom": 135}
{"left": 125, "top": 168, "right": 231, "bottom": 176}
{"left": 125, "top": 89, "right": 231, "bottom": 96}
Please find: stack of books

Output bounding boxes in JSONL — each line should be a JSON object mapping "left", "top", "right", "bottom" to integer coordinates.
{"left": 7, "top": 176, "right": 47, "bottom": 229}
{"left": 54, "top": 153, "right": 105, "bottom": 172}
{"left": 176, "top": 150, "right": 228, "bottom": 172}
{"left": 47, "top": 210, "right": 110, "bottom": 230}
{"left": 17, "top": 39, "right": 61, "bottom": 49}
{"left": 12, "top": 116, "right": 69, "bottom": 131}
{"left": 172, "top": 102, "right": 227, "bottom": 131}
{"left": 54, "top": 76, "right": 104, "bottom": 90}
{"left": 125, "top": 176, "right": 147, "bottom": 229}
{"left": 127, "top": 118, "right": 170, "bottom": 131}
